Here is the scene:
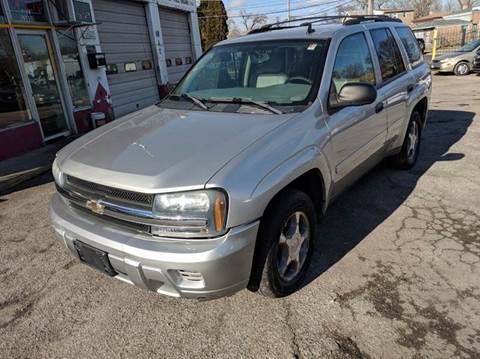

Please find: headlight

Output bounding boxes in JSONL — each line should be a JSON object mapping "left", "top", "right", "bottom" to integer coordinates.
{"left": 52, "top": 158, "right": 64, "bottom": 187}
{"left": 151, "top": 189, "right": 227, "bottom": 238}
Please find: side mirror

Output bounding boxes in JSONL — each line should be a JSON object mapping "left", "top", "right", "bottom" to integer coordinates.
{"left": 330, "top": 83, "right": 377, "bottom": 110}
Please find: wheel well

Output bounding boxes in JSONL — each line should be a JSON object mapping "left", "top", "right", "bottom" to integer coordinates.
{"left": 266, "top": 169, "right": 325, "bottom": 218}
{"left": 413, "top": 97, "right": 428, "bottom": 127}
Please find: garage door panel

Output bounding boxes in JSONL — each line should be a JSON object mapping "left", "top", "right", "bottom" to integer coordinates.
{"left": 114, "top": 98, "right": 158, "bottom": 118}
{"left": 94, "top": 0, "right": 159, "bottom": 118}
{"left": 112, "top": 86, "right": 158, "bottom": 104}
{"left": 97, "top": 23, "right": 149, "bottom": 35}
{"left": 108, "top": 69, "right": 157, "bottom": 85}
{"left": 93, "top": 1, "right": 145, "bottom": 16}
{"left": 109, "top": 77, "right": 158, "bottom": 95}
{"left": 99, "top": 33, "right": 151, "bottom": 45}
{"left": 159, "top": 7, "right": 193, "bottom": 84}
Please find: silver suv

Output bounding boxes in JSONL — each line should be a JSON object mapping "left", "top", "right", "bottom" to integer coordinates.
{"left": 50, "top": 16, "right": 431, "bottom": 299}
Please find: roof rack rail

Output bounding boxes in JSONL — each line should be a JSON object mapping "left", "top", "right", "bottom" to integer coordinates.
{"left": 248, "top": 15, "right": 402, "bottom": 35}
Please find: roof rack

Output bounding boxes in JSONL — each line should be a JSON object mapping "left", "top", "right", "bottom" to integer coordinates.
{"left": 248, "top": 15, "right": 402, "bottom": 35}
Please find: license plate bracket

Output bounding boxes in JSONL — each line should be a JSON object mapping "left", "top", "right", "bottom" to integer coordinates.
{"left": 74, "top": 240, "right": 118, "bottom": 277}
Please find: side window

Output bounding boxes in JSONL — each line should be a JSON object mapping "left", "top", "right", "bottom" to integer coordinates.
{"left": 370, "top": 28, "right": 406, "bottom": 82}
{"left": 395, "top": 27, "right": 422, "bottom": 66}
{"left": 331, "top": 32, "right": 376, "bottom": 94}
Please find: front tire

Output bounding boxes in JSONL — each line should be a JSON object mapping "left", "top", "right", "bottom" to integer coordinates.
{"left": 249, "top": 189, "right": 317, "bottom": 298}
{"left": 390, "top": 111, "right": 422, "bottom": 170}
{"left": 454, "top": 61, "right": 470, "bottom": 76}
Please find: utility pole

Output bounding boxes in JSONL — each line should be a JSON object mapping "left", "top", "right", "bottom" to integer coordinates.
{"left": 288, "top": 0, "right": 291, "bottom": 20}
{"left": 367, "top": 0, "right": 374, "bottom": 15}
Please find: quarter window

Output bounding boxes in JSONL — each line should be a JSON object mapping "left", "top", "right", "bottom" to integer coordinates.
{"left": 370, "top": 28, "right": 406, "bottom": 82}
{"left": 395, "top": 27, "right": 422, "bottom": 66}
{"left": 331, "top": 32, "right": 375, "bottom": 94}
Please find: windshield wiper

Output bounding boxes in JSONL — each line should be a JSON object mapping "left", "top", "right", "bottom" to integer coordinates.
{"left": 208, "top": 97, "right": 283, "bottom": 115}
{"left": 168, "top": 93, "right": 209, "bottom": 110}
{"left": 182, "top": 93, "right": 209, "bottom": 110}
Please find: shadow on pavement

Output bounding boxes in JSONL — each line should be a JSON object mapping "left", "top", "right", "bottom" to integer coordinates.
{"left": 302, "top": 109, "right": 474, "bottom": 288}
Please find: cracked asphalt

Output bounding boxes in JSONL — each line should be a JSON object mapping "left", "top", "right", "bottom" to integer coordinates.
{"left": 1, "top": 74, "right": 480, "bottom": 358}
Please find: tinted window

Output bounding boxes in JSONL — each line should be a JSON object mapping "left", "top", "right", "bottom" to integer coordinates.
{"left": 396, "top": 27, "right": 422, "bottom": 65}
{"left": 331, "top": 32, "right": 375, "bottom": 93}
{"left": 370, "top": 28, "right": 406, "bottom": 82}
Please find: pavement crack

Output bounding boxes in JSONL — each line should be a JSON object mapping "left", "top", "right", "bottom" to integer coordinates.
{"left": 282, "top": 300, "right": 302, "bottom": 359}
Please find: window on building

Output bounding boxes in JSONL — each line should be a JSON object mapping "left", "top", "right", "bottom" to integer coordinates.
{"left": 0, "top": 29, "right": 32, "bottom": 129}
{"left": 331, "top": 32, "right": 376, "bottom": 94}
{"left": 0, "top": 3, "right": 6, "bottom": 22}
{"left": 395, "top": 27, "right": 422, "bottom": 66}
{"left": 370, "top": 28, "right": 406, "bottom": 82}
{"left": 48, "top": 0, "right": 72, "bottom": 23}
{"left": 7, "top": 0, "right": 47, "bottom": 22}
{"left": 58, "top": 30, "right": 90, "bottom": 108}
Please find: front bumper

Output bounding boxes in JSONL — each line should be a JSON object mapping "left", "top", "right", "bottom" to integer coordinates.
{"left": 50, "top": 193, "right": 259, "bottom": 299}
{"left": 430, "top": 62, "right": 454, "bottom": 72}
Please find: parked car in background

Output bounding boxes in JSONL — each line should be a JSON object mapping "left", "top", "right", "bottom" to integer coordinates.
{"left": 50, "top": 16, "right": 431, "bottom": 299}
{"left": 430, "top": 39, "right": 480, "bottom": 76}
{"left": 472, "top": 49, "right": 480, "bottom": 73}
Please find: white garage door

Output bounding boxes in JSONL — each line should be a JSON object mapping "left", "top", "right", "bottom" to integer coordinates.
{"left": 94, "top": 0, "right": 159, "bottom": 118}
{"left": 159, "top": 7, "right": 194, "bottom": 84}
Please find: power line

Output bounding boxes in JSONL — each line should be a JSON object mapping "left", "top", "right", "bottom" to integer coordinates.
{"left": 198, "top": 0, "right": 344, "bottom": 18}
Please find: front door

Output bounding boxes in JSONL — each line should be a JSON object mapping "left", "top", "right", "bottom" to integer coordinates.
{"left": 17, "top": 31, "right": 69, "bottom": 139}
{"left": 327, "top": 31, "right": 387, "bottom": 184}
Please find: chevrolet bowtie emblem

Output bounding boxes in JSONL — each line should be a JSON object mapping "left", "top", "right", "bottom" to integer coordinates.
{"left": 86, "top": 199, "right": 105, "bottom": 215}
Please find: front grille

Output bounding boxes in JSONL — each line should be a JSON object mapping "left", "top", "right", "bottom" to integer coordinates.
{"left": 65, "top": 175, "right": 154, "bottom": 208}
{"left": 70, "top": 202, "right": 151, "bottom": 234}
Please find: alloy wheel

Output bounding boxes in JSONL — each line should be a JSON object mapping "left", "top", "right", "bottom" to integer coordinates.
{"left": 277, "top": 211, "right": 311, "bottom": 282}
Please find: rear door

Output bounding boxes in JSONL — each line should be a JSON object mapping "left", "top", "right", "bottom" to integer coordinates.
{"left": 368, "top": 27, "right": 414, "bottom": 148}
{"left": 326, "top": 31, "right": 388, "bottom": 183}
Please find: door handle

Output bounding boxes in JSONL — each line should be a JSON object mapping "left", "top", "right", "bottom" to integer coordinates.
{"left": 407, "top": 84, "right": 415, "bottom": 93}
{"left": 375, "top": 102, "right": 384, "bottom": 113}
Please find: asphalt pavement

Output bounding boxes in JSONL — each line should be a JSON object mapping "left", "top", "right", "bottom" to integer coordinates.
{"left": 1, "top": 74, "right": 479, "bottom": 358}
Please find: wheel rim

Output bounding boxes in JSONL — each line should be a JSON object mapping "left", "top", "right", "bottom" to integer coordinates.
{"left": 457, "top": 63, "right": 469, "bottom": 75}
{"left": 406, "top": 120, "right": 419, "bottom": 161}
{"left": 277, "top": 211, "right": 310, "bottom": 282}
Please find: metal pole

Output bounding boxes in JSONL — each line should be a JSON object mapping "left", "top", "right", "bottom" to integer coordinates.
{"left": 367, "top": 0, "right": 373, "bottom": 15}
{"left": 288, "top": 0, "right": 291, "bottom": 20}
{"left": 432, "top": 28, "right": 438, "bottom": 60}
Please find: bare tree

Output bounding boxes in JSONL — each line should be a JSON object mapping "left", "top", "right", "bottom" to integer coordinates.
{"left": 239, "top": 10, "right": 268, "bottom": 32}
{"left": 456, "top": 0, "right": 474, "bottom": 10}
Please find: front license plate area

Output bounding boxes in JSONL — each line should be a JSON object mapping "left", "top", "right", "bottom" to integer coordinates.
{"left": 74, "top": 240, "right": 118, "bottom": 277}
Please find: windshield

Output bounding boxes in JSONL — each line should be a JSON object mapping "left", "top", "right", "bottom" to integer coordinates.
{"left": 167, "top": 40, "right": 328, "bottom": 112}
{"left": 457, "top": 39, "right": 480, "bottom": 52}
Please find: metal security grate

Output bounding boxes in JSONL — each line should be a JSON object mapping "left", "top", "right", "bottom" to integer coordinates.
{"left": 65, "top": 175, "right": 154, "bottom": 208}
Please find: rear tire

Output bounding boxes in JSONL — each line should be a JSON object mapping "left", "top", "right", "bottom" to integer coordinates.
{"left": 453, "top": 61, "right": 470, "bottom": 76}
{"left": 390, "top": 111, "right": 422, "bottom": 170}
{"left": 249, "top": 189, "right": 317, "bottom": 298}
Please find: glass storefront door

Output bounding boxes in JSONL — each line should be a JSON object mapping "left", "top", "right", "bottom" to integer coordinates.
{"left": 17, "top": 32, "right": 69, "bottom": 138}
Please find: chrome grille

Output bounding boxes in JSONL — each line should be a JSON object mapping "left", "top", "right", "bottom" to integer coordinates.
{"left": 65, "top": 175, "right": 154, "bottom": 208}
{"left": 70, "top": 201, "right": 151, "bottom": 234}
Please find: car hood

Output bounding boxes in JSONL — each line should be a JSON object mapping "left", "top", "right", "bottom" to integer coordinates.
{"left": 434, "top": 52, "right": 465, "bottom": 61}
{"left": 58, "top": 105, "right": 296, "bottom": 192}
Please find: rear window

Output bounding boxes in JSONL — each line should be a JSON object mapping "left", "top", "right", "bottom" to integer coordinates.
{"left": 395, "top": 27, "right": 422, "bottom": 66}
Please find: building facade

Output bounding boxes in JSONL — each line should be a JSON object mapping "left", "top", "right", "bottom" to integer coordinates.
{"left": 0, "top": 0, "right": 201, "bottom": 161}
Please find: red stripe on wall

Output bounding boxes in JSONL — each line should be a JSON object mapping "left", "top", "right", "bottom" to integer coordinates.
{"left": 0, "top": 122, "right": 43, "bottom": 161}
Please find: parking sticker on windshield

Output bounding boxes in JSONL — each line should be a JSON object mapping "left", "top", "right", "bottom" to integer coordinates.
{"left": 307, "top": 43, "right": 317, "bottom": 51}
